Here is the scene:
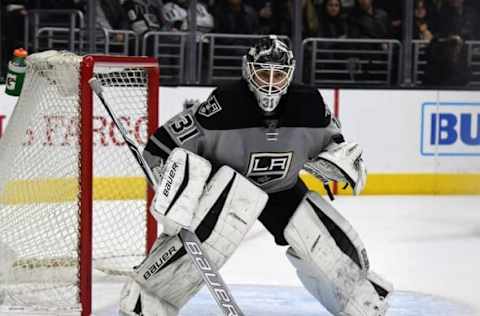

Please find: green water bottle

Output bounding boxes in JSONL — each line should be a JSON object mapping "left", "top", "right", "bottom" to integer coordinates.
{"left": 5, "top": 48, "right": 28, "bottom": 97}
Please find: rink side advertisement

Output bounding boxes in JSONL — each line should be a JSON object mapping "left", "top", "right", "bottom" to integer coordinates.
{"left": 1, "top": 86, "right": 479, "bottom": 195}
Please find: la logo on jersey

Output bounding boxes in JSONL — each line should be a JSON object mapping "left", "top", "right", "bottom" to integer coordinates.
{"left": 247, "top": 152, "right": 293, "bottom": 185}
{"left": 198, "top": 95, "right": 222, "bottom": 117}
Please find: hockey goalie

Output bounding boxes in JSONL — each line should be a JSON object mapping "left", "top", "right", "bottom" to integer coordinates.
{"left": 120, "top": 35, "right": 393, "bottom": 316}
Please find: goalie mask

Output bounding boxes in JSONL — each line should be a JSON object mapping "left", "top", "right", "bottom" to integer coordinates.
{"left": 242, "top": 35, "right": 296, "bottom": 113}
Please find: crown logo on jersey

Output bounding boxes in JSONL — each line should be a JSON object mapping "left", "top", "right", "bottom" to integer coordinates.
{"left": 198, "top": 95, "right": 222, "bottom": 117}
{"left": 247, "top": 152, "right": 293, "bottom": 186}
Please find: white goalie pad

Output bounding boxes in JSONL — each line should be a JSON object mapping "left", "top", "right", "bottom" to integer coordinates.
{"left": 120, "top": 166, "right": 268, "bottom": 314}
{"left": 284, "top": 192, "right": 392, "bottom": 316}
{"left": 304, "top": 142, "right": 367, "bottom": 195}
{"left": 119, "top": 279, "right": 179, "bottom": 316}
{"left": 152, "top": 148, "right": 212, "bottom": 235}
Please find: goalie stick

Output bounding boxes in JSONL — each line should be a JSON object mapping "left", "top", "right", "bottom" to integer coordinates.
{"left": 89, "top": 78, "right": 244, "bottom": 316}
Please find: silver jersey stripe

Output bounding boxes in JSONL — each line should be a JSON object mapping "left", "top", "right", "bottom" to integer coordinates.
{"left": 150, "top": 135, "right": 174, "bottom": 155}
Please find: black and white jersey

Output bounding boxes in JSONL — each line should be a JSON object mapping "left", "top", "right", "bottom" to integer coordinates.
{"left": 143, "top": 80, "right": 342, "bottom": 194}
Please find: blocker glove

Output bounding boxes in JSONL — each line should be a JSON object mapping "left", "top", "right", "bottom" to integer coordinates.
{"left": 152, "top": 148, "right": 211, "bottom": 235}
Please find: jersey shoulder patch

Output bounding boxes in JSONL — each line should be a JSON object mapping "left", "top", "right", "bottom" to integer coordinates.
{"left": 194, "top": 80, "right": 263, "bottom": 130}
{"left": 197, "top": 94, "right": 222, "bottom": 118}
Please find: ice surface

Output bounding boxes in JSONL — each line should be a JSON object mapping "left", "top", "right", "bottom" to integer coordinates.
{"left": 93, "top": 284, "right": 475, "bottom": 316}
{"left": 92, "top": 196, "right": 480, "bottom": 316}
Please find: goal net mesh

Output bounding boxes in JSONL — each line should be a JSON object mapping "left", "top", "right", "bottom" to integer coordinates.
{"left": 0, "top": 51, "right": 154, "bottom": 310}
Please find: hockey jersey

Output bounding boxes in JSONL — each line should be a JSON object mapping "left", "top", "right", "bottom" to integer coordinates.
{"left": 143, "top": 80, "right": 342, "bottom": 193}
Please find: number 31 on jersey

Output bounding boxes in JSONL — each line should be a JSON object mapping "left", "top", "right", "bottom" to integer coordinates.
{"left": 168, "top": 113, "right": 199, "bottom": 144}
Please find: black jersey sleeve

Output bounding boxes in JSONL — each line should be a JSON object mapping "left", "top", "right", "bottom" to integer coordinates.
{"left": 142, "top": 84, "right": 233, "bottom": 171}
{"left": 192, "top": 82, "right": 263, "bottom": 130}
{"left": 316, "top": 104, "right": 345, "bottom": 154}
{"left": 286, "top": 86, "right": 344, "bottom": 158}
{"left": 142, "top": 107, "right": 205, "bottom": 171}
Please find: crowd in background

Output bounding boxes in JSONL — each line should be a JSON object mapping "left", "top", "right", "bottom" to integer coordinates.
{"left": 4, "top": 0, "right": 479, "bottom": 39}
{"left": 1, "top": 0, "right": 480, "bottom": 86}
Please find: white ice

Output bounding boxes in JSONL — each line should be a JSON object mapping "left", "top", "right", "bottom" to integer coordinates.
{"left": 92, "top": 195, "right": 480, "bottom": 315}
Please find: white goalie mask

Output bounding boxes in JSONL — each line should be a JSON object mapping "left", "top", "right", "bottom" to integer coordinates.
{"left": 242, "top": 35, "right": 296, "bottom": 113}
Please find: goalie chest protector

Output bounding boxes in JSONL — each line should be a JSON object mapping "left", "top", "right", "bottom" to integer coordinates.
{"left": 148, "top": 80, "right": 342, "bottom": 193}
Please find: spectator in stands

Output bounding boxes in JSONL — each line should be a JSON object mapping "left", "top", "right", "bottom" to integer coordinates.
{"left": 244, "top": 0, "right": 273, "bottom": 34}
{"left": 208, "top": 0, "right": 258, "bottom": 83}
{"left": 374, "top": 0, "right": 402, "bottom": 39}
{"left": 424, "top": 0, "right": 443, "bottom": 15}
{"left": 427, "top": 0, "right": 445, "bottom": 10}
{"left": 306, "top": 0, "right": 347, "bottom": 83}
{"left": 161, "top": 0, "right": 214, "bottom": 35}
{"left": 465, "top": 0, "right": 480, "bottom": 14}
{"left": 316, "top": 0, "right": 348, "bottom": 38}
{"left": 348, "top": 0, "right": 391, "bottom": 39}
{"left": 414, "top": 0, "right": 434, "bottom": 42}
{"left": 272, "top": 0, "right": 319, "bottom": 38}
{"left": 314, "top": 0, "right": 355, "bottom": 11}
{"left": 213, "top": 0, "right": 258, "bottom": 34}
{"left": 422, "top": 0, "right": 444, "bottom": 28}
{"left": 122, "top": 0, "right": 163, "bottom": 35}
{"left": 434, "top": 0, "right": 479, "bottom": 40}
{"left": 98, "top": 0, "right": 128, "bottom": 30}
{"left": 423, "top": 35, "right": 472, "bottom": 86}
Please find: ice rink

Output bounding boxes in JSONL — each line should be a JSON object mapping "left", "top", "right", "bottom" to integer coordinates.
{"left": 93, "top": 195, "right": 480, "bottom": 316}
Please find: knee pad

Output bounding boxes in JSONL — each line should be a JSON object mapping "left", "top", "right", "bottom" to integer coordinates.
{"left": 128, "top": 166, "right": 268, "bottom": 309}
{"left": 284, "top": 192, "right": 392, "bottom": 316}
{"left": 191, "top": 165, "right": 268, "bottom": 261}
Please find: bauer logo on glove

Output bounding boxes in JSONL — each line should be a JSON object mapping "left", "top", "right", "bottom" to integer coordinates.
{"left": 304, "top": 141, "right": 367, "bottom": 195}
{"left": 152, "top": 148, "right": 212, "bottom": 235}
{"left": 163, "top": 162, "right": 179, "bottom": 198}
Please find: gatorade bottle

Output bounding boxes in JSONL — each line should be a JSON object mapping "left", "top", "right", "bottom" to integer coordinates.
{"left": 5, "top": 48, "right": 28, "bottom": 97}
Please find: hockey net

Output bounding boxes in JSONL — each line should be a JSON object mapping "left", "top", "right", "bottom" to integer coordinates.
{"left": 0, "top": 51, "right": 158, "bottom": 315}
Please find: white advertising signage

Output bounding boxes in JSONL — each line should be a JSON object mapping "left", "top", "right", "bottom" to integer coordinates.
{"left": 340, "top": 89, "right": 480, "bottom": 173}
{"left": 421, "top": 102, "right": 480, "bottom": 156}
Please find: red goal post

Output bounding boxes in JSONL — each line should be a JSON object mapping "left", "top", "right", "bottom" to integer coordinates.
{"left": 0, "top": 52, "right": 159, "bottom": 315}
{"left": 79, "top": 55, "right": 159, "bottom": 316}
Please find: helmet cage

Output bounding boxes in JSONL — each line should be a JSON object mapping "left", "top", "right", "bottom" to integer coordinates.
{"left": 247, "top": 62, "right": 293, "bottom": 94}
{"left": 243, "top": 58, "right": 296, "bottom": 112}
